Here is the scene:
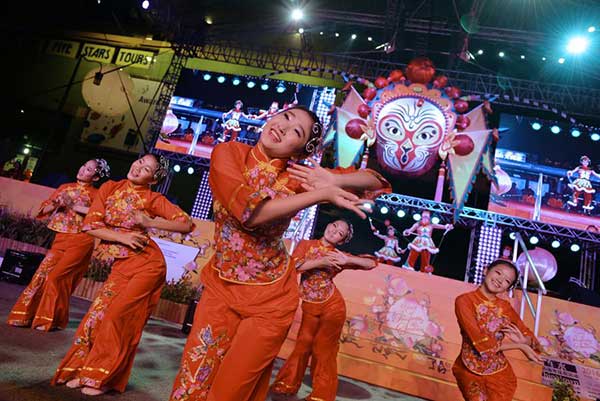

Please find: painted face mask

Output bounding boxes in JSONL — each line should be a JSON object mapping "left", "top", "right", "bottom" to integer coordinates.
{"left": 374, "top": 95, "right": 449, "bottom": 176}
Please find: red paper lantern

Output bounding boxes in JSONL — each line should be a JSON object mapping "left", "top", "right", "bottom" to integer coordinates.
{"left": 454, "top": 99, "right": 469, "bottom": 113}
{"left": 345, "top": 119, "right": 365, "bottom": 139}
{"left": 357, "top": 104, "right": 371, "bottom": 118}
{"left": 445, "top": 86, "right": 461, "bottom": 99}
{"left": 432, "top": 75, "right": 448, "bottom": 88}
{"left": 456, "top": 115, "right": 471, "bottom": 131}
{"left": 388, "top": 69, "right": 404, "bottom": 83}
{"left": 375, "top": 76, "right": 388, "bottom": 89}
{"left": 405, "top": 57, "right": 436, "bottom": 84}
{"left": 363, "top": 87, "right": 377, "bottom": 100}
{"left": 453, "top": 134, "right": 474, "bottom": 156}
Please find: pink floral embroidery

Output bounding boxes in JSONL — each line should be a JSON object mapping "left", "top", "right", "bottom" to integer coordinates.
{"left": 42, "top": 183, "right": 95, "bottom": 233}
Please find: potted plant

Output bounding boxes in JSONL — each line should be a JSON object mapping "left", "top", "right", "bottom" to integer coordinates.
{"left": 552, "top": 379, "right": 580, "bottom": 401}
{"left": 0, "top": 208, "right": 54, "bottom": 256}
{"left": 73, "top": 256, "right": 112, "bottom": 301}
{"left": 153, "top": 275, "right": 201, "bottom": 325}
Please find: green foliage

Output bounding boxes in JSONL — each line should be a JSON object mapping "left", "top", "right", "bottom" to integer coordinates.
{"left": 552, "top": 379, "right": 580, "bottom": 401}
{"left": 0, "top": 208, "right": 54, "bottom": 248}
{"left": 160, "top": 276, "right": 200, "bottom": 304}
{"left": 83, "top": 257, "right": 112, "bottom": 282}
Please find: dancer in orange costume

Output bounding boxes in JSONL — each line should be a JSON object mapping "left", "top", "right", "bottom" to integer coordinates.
{"left": 452, "top": 259, "right": 544, "bottom": 401}
{"left": 51, "top": 154, "right": 193, "bottom": 396}
{"left": 170, "top": 105, "right": 390, "bottom": 401}
{"left": 7, "top": 158, "right": 110, "bottom": 331}
{"left": 271, "top": 219, "right": 377, "bottom": 401}
{"left": 402, "top": 210, "right": 453, "bottom": 273}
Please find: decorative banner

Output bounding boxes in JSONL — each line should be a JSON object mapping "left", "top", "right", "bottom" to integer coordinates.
{"left": 446, "top": 105, "right": 493, "bottom": 218}
{"left": 81, "top": 43, "right": 115, "bottom": 64}
{"left": 81, "top": 65, "right": 134, "bottom": 117}
{"left": 81, "top": 77, "right": 160, "bottom": 152}
{"left": 115, "top": 48, "right": 154, "bottom": 69}
{"left": 46, "top": 39, "right": 80, "bottom": 59}
{"left": 542, "top": 357, "right": 600, "bottom": 399}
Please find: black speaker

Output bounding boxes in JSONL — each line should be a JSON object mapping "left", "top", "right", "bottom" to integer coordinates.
{"left": 181, "top": 298, "right": 198, "bottom": 334}
{"left": 0, "top": 249, "right": 46, "bottom": 285}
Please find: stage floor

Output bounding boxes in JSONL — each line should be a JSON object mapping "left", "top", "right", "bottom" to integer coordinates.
{"left": 0, "top": 281, "right": 425, "bottom": 401}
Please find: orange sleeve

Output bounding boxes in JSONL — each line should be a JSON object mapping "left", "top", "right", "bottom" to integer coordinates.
{"left": 147, "top": 194, "right": 194, "bottom": 225}
{"left": 82, "top": 180, "right": 116, "bottom": 231}
{"left": 505, "top": 302, "right": 542, "bottom": 352}
{"left": 36, "top": 184, "right": 68, "bottom": 219}
{"left": 291, "top": 240, "right": 310, "bottom": 270}
{"left": 455, "top": 294, "right": 499, "bottom": 353}
{"left": 208, "top": 143, "right": 274, "bottom": 224}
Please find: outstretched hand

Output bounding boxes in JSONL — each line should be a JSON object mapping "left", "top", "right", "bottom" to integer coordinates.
{"left": 520, "top": 344, "right": 544, "bottom": 365}
{"left": 288, "top": 158, "right": 336, "bottom": 191}
{"left": 325, "top": 187, "right": 372, "bottom": 219}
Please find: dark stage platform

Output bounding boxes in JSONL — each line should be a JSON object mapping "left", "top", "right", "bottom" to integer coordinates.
{"left": 0, "top": 282, "right": 424, "bottom": 401}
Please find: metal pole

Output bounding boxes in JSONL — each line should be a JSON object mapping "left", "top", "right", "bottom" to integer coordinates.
{"left": 534, "top": 288, "right": 543, "bottom": 336}
{"left": 465, "top": 227, "right": 476, "bottom": 282}
{"left": 516, "top": 234, "right": 547, "bottom": 293}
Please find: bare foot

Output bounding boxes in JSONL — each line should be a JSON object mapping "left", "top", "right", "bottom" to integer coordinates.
{"left": 35, "top": 326, "right": 46, "bottom": 331}
{"left": 81, "top": 386, "right": 107, "bottom": 396}
{"left": 66, "top": 378, "right": 82, "bottom": 389}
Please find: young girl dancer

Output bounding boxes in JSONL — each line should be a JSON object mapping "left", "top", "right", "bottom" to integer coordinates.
{"left": 7, "top": 158, "right": 110, "bottom": 331}
{"left": 371, "top": 222, "right": 404, "bottom": 265}
{"left": 270, "top": 219, "right": 377, "bottom": 401}
{"left": 52, "top": 154, "right": 193, "bottom": 396}
{"left": 452, "top": 259, "right": 543, "bottom": 401}
{"left": 402, "top": 210, "right": 453, "bottom": 273}
{"left": 221, "top": 100, "right": 250, "bottom": 142}
{"left": 170, "top": 105, "right": 389, "bottom": 401}
{"left": 567, "top": 155, "right": 600, "bottom": 211}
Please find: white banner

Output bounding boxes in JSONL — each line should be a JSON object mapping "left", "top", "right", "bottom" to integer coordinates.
{"left": 151, "top": 237, "right": 199, "bottom": 283}
{"left": 542, "top": 357, "right": 600, "bottom": 399}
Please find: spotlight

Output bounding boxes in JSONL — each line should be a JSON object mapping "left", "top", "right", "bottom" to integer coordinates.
{"left": 217, "top": 76, "right": 226, "bottom": 84}
{"left": 205, "top": 16, "right": 213, "bottom": 25}
{"left": 141, "top": 0, "right": 149, "bottom": 9}
{"left": 529, "top": 236, "right": 539, "bottom": 245}
{"left": 351, "top": 34, "right": 357, "bottom": 40}
{"left": 247, "top": 80, "right": 256, "bottom": 88}
{"left": 571, "top": 128, "right": 581, "bottom": 138}
{"left": 380, "top": 206, "right": 389, "bottom": 214}
{"left": 173, "top": 164, "right": 181, "bottom": 173}
{"left": 232, "top": 77, "right": 241, "bottom": 86}
{"left": 591, "top": 133, "right": 600, "bottom": 141}
{"left": 319, "top": 31, "right": 324, "bottom": 35}
{"left": 589, "top": 26, "right": 596, "bottom": 33}
{"left": 260, "top": 82, "right": 269, "bottom": 91}
{"left": 509, "top": 232, "right": 517, "bottom": 240}
{"left": 477, "top": 49, "right": 484, "bottom": 55}
{"left": 542, "top": 57, "right": 547, "bottom": 61}
{"left": 396, "top": 210, "right": 406, "bottom": 218}
{"left": 566, "top": 37, "right": 589, "bottom": 54}
{"left": 335, "top": 32, "right": 340, "bottom": 37}
{"left": 551, "top": 240, "right": 561, "bottom": 248}
{"left": 187, "top": 167, "right": 194, "bottom": 175}
{"left": 413, "top": 213, "right": 422, "bottom": 221}
{"left": 23, "top": 147, "right": 30, "bottom": 155}
{"left": 558, "top": 57, "right": 566, "bottom": 64}
{"left": 298, "top": 28, "right": 304, "bottom": 34}
{"left": 498, "top": 51, "right": 505, "bottom": 58}
{"left": 531, "top": 122, "right": 542, "bottom": 131}
{"left": 520, "top": 55, "right": 526, "bottom": 59}
{"left": 291, "top": 8, "right": 303, "bottom": 21}
{"left": 431, "top": 216, "right": 441, "bottom": 224}
{"left": 570, "top": 244, "right": 580, "bottom": 252}
{"left": 276, "top": 83, "right": 286, "bottom": 93}
{"left": 368, "top": 36, "right": 373, "bottom": 41}
{"left": 362, "top": 202, "right": 373, "bottom": 211}
{"left": 20, "top": 109, "right": 25, "bottom": 114}
{"left": 550, "top": 125, "right": 561, "bottom": 134}
{"left": 203, "top": 73, "right": 211, "bottom": 81}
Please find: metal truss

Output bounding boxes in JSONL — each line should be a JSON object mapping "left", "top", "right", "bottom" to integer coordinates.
{"left": 189, "top": 42, "right": 600, "bottom": 121}
{"left": 376, "top": 193, "right": 600, "bottom": 245}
